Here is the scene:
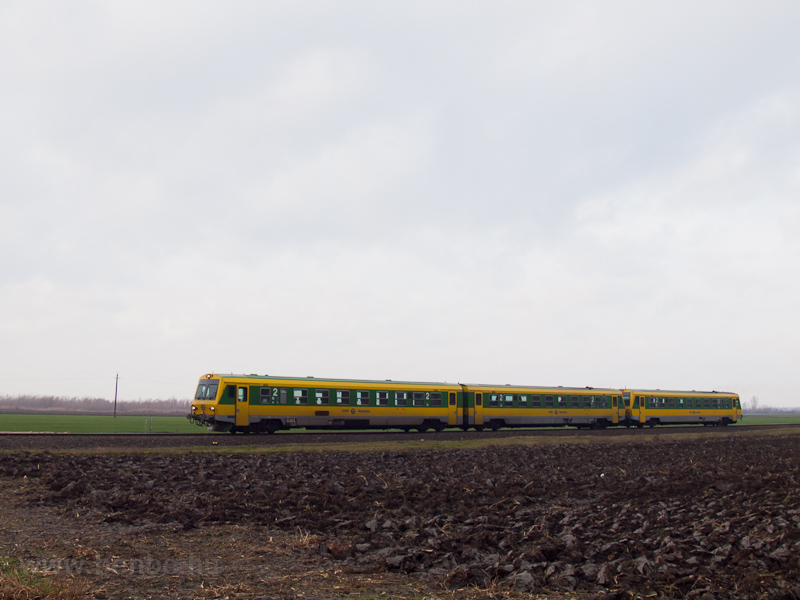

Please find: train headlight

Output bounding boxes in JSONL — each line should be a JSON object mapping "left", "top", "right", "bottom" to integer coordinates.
{"left": 209, "top": 406, "right": 215, "bottom": 411}
{"left": 191, "top": 405, "right": 197, "bottom": 412}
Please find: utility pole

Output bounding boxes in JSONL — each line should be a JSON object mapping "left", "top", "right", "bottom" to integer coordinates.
{"left": 114, "top": 373, "right": 119, "bottom": 418}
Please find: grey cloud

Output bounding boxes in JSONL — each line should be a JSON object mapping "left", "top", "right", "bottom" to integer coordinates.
{"left": 1, "top": 1, "right": 799, "bottom": 404}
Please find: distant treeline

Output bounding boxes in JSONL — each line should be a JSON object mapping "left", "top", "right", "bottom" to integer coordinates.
{"left": 0, "top": 395, "right": 191, "bottom": 416}
{"left": 1, "top": 395, "right": 796, "bottom": 417}
{"left": 742, "top": 407, "right": 800, "bottom": 415}
{"left": 742, "top": 396, "right": 799, "bottom": 414}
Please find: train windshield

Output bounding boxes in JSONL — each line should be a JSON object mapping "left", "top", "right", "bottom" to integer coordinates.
{"left": 195, "top": 380, "right": 219, "bottom": 400}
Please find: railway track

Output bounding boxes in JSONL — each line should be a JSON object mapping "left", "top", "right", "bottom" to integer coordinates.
{"left": 1, "top": 423, "right": 796, "bottom": 450}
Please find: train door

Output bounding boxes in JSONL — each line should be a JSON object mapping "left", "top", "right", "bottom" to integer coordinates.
{"left": 474, "top": 392, "right": 484, "bottom": 427}
{"left": 611, "top": 395, "right": 619, "bottom": 424}
{"left": 630, "top": 393, "right": 641, "bottom": 424}
{"left": 448, "top": 392, "right": 459, "bottom": 426}
{"left": 235, "top": 386, "right": 249, "bottom": 428}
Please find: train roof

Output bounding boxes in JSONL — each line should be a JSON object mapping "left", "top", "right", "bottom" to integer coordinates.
{"left": 201, "top": 373, "right": 462, "bottom": 387}
{"left": 460, "top": 383, "right": 620, "bottom": 392}
{"left": 624, "top": 388, "right": 738, "bottom": 396}
{"left": 200, "top": 374, "right": 619, "bottom": 392}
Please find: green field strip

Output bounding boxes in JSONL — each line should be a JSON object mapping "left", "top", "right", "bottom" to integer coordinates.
{"left": 0, "top": 414, "right": 203, "bottom": 434}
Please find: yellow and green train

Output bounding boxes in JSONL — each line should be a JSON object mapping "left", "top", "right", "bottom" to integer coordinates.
{"left": 188, "top": 373, "right": 741, "bottom": 433}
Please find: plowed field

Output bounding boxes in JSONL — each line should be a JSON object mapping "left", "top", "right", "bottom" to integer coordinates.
{"left": 1, "top": 432, "right": 799, "bottom": 599}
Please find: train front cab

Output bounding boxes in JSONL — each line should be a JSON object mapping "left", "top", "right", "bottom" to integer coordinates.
{"left": 189, "top": 375, "right": 232, "bottom": 431}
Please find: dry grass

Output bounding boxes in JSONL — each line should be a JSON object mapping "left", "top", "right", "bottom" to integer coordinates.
{"left": 0, "top": 558, "right": 88, "bottom": 600}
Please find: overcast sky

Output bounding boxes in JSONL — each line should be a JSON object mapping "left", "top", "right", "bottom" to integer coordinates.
{"left": 2, "top": 2, "right": 799, "bottom": 406}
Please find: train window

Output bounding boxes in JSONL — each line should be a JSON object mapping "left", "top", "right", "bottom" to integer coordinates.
{"left": 336, "top": 390, "right": 350, "bottom": 405}
{"left": 449, "top": 392, "right": 456, "bottom": 406}
{"left": 260, "top": 388, "right": 270, "bottom": 404}
{"left": 545, "top": 395, "right": 554, "bottom": 408}
{"left": 431, "top": 392, "right": 443, "bottom": 406}
{"left": 203, "top": 384, "right": 217, "bottom": 399}
{"left": 686, "top": 398, "right": 693, "bottom": 409}
{"left": 557, "top": 396, "right": 567, "bottom": 408}
{"left": 489, "top": 394, "right": 500, "bottom": 407}
{"left": 357, "top": 391, "right": 370, "bottom": 405}
{"left": 413, "top": 392, "right": 425, "bottom": 406}
{"left": 315, "top": 390, "right": 330, "bottom": 405}
{"left": 570, "top": 396, "right": 580, "bottom": 408}
{"left": 395, "top": 391, "right": 407, "bottom": 406}
{"left": 712, "top": 398, "right": 719, "bottom": 409}
{"left": 280, "top": 389, "right": 287, "bottom": 404}
{"left": 530, "top": 395, "right": 541, "bottom": 407}
{"left": 237, "top": 387, "right": 248, "bottom": 403}
{"left": 195, "top": 384, "right": 207, "bottom": 400}
{"left": 503, "top": 394, "right": 514, "bottom": 407}
{"left": 376, "top": 391, "right": 389, "bottom": 406}
{"left": 703, "top": 398, "right": 710, "bottom": 409}
{"left": 667, "top": 398, "right": 675, "bottom": 409}
{"left": 518, "top": 395, "right": 528, "bottom": 408}
{"left": 227, "top": 385, "right": 236, "bottom": 400}
{"left": 293, "top": 389, "right": 308, "bottom": 405}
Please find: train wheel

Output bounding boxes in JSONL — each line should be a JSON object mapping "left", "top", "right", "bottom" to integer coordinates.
{"left": 489, "top": 421, "right": 502, "bottom": 432}
{"left": 417, "top": 425, "right": 429, "bottom": 433}
{"left": 474, "top": 425, "right": 484, "bottom": 432}
{"left": 433, "top": 421, "right": 445, "bottom": 432}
